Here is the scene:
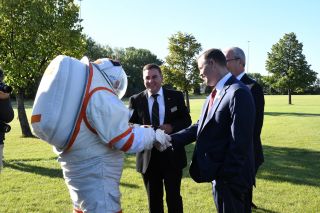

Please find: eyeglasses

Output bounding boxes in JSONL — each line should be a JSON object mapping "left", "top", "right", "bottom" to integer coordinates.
{"left": 226, "top": 58, "right": 240, "bottom": 62}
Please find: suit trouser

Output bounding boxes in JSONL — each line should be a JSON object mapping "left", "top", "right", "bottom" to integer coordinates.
{"left": 142, "top": 148, "right": 183, "bottom": 213}
{"left": 212, "top": 180, "right": 252, "bottom": 213}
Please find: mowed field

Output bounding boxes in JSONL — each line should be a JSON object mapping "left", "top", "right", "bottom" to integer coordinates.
{"left": 0, "top": 95, "right": 319, "bottom": 212}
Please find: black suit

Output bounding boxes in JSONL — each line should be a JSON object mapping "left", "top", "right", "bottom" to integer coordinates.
{"left": 240, "top": 74, "right": 264, "bottom": 173}
{"left": 171, "top": 75, "right": 255, "bottom": 213}
{"left": 240, "top": 74, "right": 265, "bottom": 209}
{"left": 129, "top": 87, "right": 191, "bottom": 213}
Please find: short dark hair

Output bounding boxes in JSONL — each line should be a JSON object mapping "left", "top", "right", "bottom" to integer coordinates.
{"left": 143, "top": 64, "right": 162, "bottom": 76}
{"left": 200, "top": 48, "right": 227, "bottom": 67}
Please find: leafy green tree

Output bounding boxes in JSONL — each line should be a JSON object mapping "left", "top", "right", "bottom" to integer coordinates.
{"left": 265, "top": 32, "right": 317, "bottom": 104}
{"left": 115, "top": 47, "right": 162, "bottom": 97}
{"left": 85, "top": 37, "right": 113, "bottom": 61}
{"left": 0, "top": 0, "right": 85, "bottom": 137}
{"left": 162, "top": 32, "right": 202, "bottom": 111}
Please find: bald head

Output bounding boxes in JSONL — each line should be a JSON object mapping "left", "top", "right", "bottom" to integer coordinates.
{"left": 223, "top": 47, "right": 246, "bottom": 77}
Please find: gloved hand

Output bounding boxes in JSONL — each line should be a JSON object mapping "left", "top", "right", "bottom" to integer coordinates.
{"left": 154, "top": 129, "right": 172, "bottom": 152}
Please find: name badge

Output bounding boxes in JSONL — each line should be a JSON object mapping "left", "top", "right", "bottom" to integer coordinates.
{"left": 171, "top": 106, "right": 177, "bottom": 112}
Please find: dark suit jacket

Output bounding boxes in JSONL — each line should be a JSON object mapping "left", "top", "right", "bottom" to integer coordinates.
{"left": 129, "top": 88, "right": 192, "bottom": 174}
{"left": 0, "top": 97, "right": 14, "bottom": 143}
{"left": 171, "top": 76, "right": 255, "bottom": 189}
{"left": 240, "top": 74, "right": 265, "bottom": 173}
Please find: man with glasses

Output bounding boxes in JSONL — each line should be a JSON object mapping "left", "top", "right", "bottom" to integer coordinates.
{"left": 224, "top": 47, "right": 265, "bottom": 209}
{"left": 169, "top": 48, "right": 255, "bottom": 213}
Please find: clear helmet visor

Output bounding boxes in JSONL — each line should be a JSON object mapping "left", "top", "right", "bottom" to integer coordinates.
{"left": 94, "top": 58, "right": 128, "bottom": 99}
{"left": 110, "top": 70, "right": 128, "bottom": 99}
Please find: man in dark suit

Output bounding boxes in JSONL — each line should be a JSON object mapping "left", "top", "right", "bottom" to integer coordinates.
{"left": 129, "top": 64, "right": 191, "bottom": 213}
{"left": 169, "top": 48, "right": 255, "bottom": 213}
{"left": 0, "top": 68, "right": 14, "bottom": 173}
{"left": 224, "top": 47, "right": 265, "bottom": 208}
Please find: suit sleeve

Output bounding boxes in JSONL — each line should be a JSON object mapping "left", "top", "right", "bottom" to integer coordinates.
{"left": 0, "top": 98, "right": 14, "bottom": 123}
{"left": 128, "top": 95, "right": 140, "bottom": 124}
{"left": 251, "top": 83, "right": 264, "bottom": 142}
{"left": 170, "top": 123, "right": 198, "bottom": 149}
{"left": 222, "top": 88, "right": 255, "bottom": 180}
{"left": 170, "top": 91, "right": 192, "bottom": 132}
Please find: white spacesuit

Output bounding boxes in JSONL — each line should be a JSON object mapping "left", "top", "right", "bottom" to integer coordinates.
{"left": 31, "top": 56, "right": 170, "bottom": 213}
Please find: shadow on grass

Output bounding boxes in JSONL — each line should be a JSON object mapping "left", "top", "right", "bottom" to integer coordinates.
{"left": 253, "top": 207, "right": 279, "bottom": 213}
{"left": 183, "top": 144, "right": 320, "bottom": 188}
{"left": 4, "top": 157, "right": 140, "bottom": 188}
{"left": 4, "top": 161, "right": 63, "bottom": 178}
{"left": 264, "top": 112, "right": 320, "bottom": 117}
{"left": 257, "top": 145, "right": 320, "bottom": 187}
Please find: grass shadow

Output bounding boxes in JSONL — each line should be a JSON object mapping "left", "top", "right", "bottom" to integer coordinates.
{"left": 4, "top": 161, "right": 63, "bottom": 178}
{"left": 264, "top": 112, "right": 320, "bottom": 117}
{"left": 258, "top": 145, "right": 320, "bottom": 187}
{"left": 253, "top": 207, "right": 280, "bottom": 213}
{"left": 183, "top": 144, "right": 320, "bottom": 188}
{"left": 4, "top": 157, "right": 140, "bottom": 188}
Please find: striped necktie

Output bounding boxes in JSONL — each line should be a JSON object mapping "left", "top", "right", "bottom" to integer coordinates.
{"left": 151, "top": 94, "right": 160, "bottom": 128}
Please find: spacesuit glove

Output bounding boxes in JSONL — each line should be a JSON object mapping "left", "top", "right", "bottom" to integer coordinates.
{"left": 154, "top": 129, "right": 172, "bottom": 152}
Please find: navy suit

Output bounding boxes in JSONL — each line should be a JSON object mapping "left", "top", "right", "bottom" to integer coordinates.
{"left": 171, "top": 75, "right": 255, "bottom": 213}
{"left": 129, "top": 88, "right": 191, "bottom": 213}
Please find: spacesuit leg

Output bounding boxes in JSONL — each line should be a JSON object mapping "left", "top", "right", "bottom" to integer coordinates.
{"left": 62, "top": 155, "right": 124, "bottom": 213}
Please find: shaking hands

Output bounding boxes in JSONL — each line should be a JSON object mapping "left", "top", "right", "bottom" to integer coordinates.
{"left": 154, "top": 129, "right": 172, "bottom": 152}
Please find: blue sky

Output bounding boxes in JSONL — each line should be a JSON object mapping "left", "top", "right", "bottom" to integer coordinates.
{"left": 76, "top": 0, "right": 320, "bottom": 77}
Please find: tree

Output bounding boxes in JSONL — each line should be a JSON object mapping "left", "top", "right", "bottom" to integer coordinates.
{"left": 84, "top": 37, "right": 113, "bottom": 61}
{"left": 115, "top": 47, "right": 162, "bottom": 97}
{"left": 0, "top": 0, "right": 85, "bottom": 137}
{"left": 162, "top": 32, "right": 202, "bottom": 111}
{"left": 265, "top": 32, "right": 317, "bottom": 104}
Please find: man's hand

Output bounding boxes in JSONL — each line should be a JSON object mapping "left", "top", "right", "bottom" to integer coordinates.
{"left": 154, "top": 129, "right": 172, "bottom": 151}
{"left": 0, "top": 91, "right": 9, "bottom": 100}
{"left": 158, "top": 124, "right": 173, "bottom": 134}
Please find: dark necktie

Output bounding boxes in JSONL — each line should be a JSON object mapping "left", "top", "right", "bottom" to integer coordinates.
{"left": 151, "top": 94, "right": 160, "bottom": 128}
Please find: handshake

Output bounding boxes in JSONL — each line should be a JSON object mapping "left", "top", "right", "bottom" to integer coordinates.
{"left": 154, "top": 129, "right": 172, "bottom": 152}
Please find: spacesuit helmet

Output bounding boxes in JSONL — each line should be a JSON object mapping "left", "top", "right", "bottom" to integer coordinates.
{"left": 94, "top": 58, "right": 128, "bottom": 99}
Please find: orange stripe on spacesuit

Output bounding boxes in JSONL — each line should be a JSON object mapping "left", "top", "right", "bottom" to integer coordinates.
{"left": 82, "top": 87, "right": 116, "bottom": 134}
{"left": 65, "top": 63, "right": 94, "bottom": 152}
{"left": 31, "top": 114, "right": 41, "bottom": 123}
{"left": 109, "top": 127, "right": 133, "bottom": 147}
{"left": 120, "top": 133, "right": 134, "bottom": 152}
{"left": 73, "top": 209, "right": 83, "bottom": 213}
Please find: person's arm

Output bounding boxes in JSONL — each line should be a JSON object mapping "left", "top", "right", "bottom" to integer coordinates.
{"left": 128, "top": 95, "right": 141, "bottom": 124}
{"left": 222, "top": 88, "right": 255, "bottom": 180}
{"left": 170, "top": 123, "right": 198, "bottom": 149}
{"left": 87, "top": 91, "right": 168, "bottom": 153}
{"left": 251, "top": 83, "right": 264, "bottom": 142}
{"left": 0, "top": 91, "right": 14, "bottom": 123}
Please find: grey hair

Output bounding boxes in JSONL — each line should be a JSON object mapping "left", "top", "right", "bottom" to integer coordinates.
{"left": 231, "top": 47, "right": 246, "bottom": 67}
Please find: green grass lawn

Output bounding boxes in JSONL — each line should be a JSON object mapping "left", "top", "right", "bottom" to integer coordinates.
{"left": 1, "top": 95, "right": 320, "bottom": 212}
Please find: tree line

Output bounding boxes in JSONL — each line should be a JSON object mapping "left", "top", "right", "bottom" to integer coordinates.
{"left": 0, "top": 1, "right": 318, "bottom": 137}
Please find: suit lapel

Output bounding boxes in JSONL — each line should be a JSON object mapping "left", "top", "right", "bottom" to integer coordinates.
{"left": 143, "top": 90, "right": 151, "bottom": 124}
{"left": 197, "top": 77, "right": 234, "bottom": 135}
{"left": 163, "top": 89, "right": 170, "bottom": 123}
{"left": 197, "top": 96, "right": 210, "bottom": 135}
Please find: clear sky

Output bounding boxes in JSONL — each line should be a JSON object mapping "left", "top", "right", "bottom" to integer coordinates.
{"left": 76, "top": 0, "right": 320, "bottom": 77}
